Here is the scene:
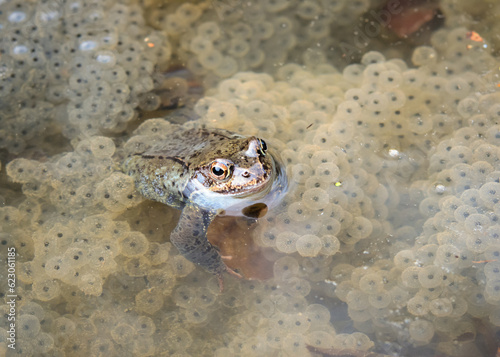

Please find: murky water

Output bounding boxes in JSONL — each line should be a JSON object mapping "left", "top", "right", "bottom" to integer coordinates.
{"left": 1, "top": 1, "right": 500, "bottom": 356}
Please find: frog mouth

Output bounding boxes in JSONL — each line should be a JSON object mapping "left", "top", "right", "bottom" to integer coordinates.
{"left": 225, "top": 151, "right": 288, "bottom": 199}
{"left": 220, "top": 171, "right": 272, "bottom": 197}
{"left": 218, "top": 156, "right": 288, "bottom": 216}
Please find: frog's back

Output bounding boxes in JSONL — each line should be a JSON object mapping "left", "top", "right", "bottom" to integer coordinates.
{"left": 142, "top": 127, "right": 244, "bottom": 159}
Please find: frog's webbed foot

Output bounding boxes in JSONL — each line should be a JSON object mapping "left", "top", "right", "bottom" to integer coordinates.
{"left": 170, "top": 205, "right": 242, "bottom": 291}
{"left": 218, "top": 255, "right": 243, "bottom": 291}
{"left": 217, "top": 266, "right": 243, "bottom": 292}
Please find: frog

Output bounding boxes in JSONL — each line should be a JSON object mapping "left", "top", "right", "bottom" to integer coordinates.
{"left": 123, "top": 125, "right": 287, "bottom": 290}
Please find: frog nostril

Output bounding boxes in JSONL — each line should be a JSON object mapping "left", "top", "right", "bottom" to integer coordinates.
{"left": 242, "top": 171, "right": 250, "bottom": 178}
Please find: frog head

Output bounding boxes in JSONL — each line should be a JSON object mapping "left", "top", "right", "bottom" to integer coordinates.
{"left": 193, "top": 137, "right": 275, "bottom": 197}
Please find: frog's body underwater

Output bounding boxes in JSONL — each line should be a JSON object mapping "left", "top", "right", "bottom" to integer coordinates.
{"left": 123, "top": 125, "right": 287, "bottom": 290}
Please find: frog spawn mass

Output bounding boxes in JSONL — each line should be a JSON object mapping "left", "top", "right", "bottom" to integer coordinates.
{"left": 0, "top": 1, "right": 172, "bottom": 154}
{"left": 1, "top": 1, "right": 500, "bottom": 357}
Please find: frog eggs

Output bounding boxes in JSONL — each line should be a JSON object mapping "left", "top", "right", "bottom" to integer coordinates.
{"left": 3, "top": 1, "right": 500, "bottom": 354}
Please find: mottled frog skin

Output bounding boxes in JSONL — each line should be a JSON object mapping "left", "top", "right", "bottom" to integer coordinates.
{"left": 123, "top": 126, "right": 287, "bottom": 289}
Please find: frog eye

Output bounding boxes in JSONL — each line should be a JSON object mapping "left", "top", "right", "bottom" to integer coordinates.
{"left": 259, "top": 139, "right": 267, "bottom": 156}
{"left": 210, "top": 161, "right": 230, "bottom": 180}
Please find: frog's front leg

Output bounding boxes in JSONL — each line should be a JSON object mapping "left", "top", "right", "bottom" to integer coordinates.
{"left": 170, "top": 204, "right": 242, "bottom": 291}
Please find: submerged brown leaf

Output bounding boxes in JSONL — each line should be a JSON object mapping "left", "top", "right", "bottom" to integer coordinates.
{"left": 207, "top": 215, "right": 274, "bottom": 280}
{"left": 307, "top": 345, "right": 392, "bottom": 357}
{"left": 384, "top": 0, "right": 442, "bottom": 38}
{"left": 307, "top": 346, "right": 392, "bottom": 357}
